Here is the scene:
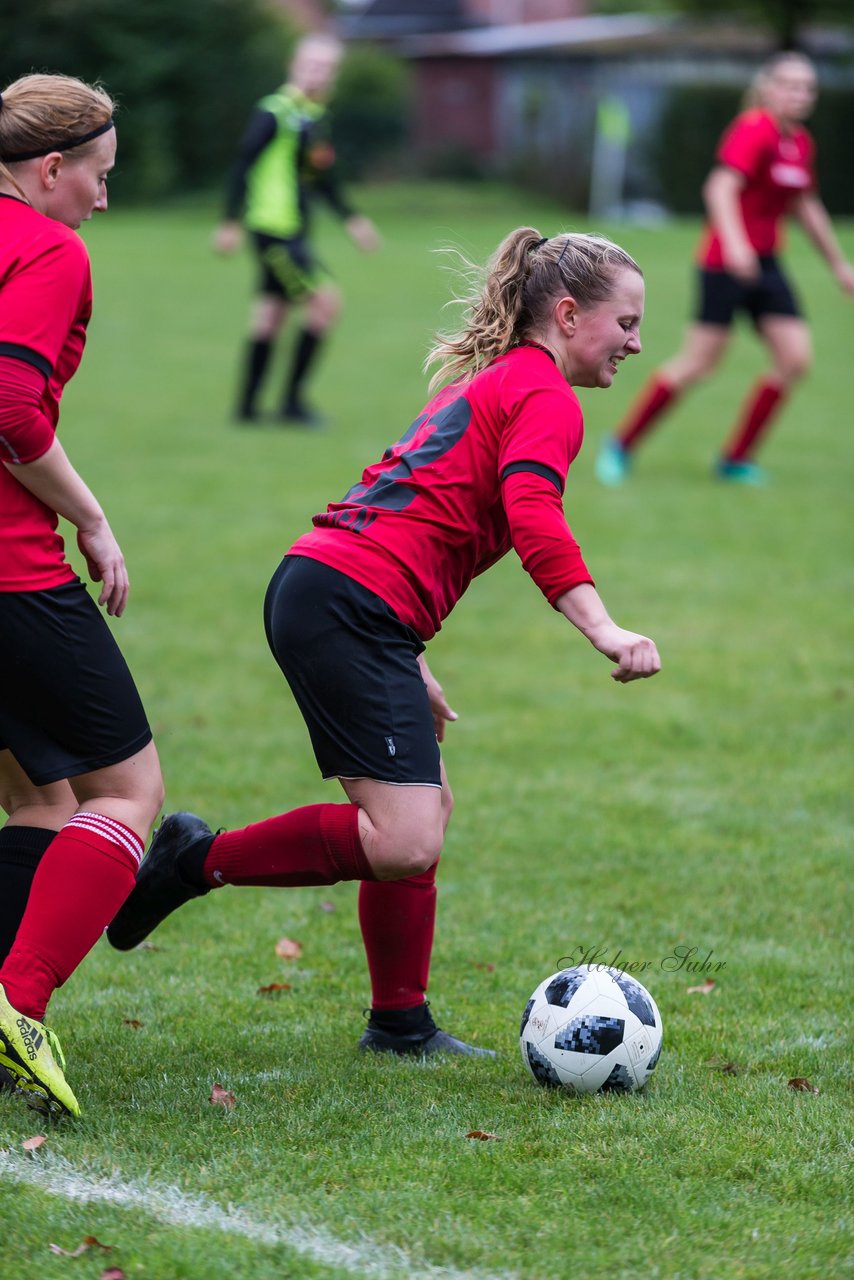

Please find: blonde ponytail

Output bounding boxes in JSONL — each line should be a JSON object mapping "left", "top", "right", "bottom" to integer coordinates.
{"left": 425, "top": 228, "right": 641, "bottom": 392}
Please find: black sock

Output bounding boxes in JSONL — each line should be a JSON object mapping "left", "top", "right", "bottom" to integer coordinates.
{"left": 368, "top": 1003, "right": 437, "bottom": 1038}
{"left": 237, "top": 338, "right": 272, "bottom": 417}
{"left": 0, "top": 826, "right": 56, "bottom": 964}
{"left": 283, "top": 330, "right": 322, "bottom": 411}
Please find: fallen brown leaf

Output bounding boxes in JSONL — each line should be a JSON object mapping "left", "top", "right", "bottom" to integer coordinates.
{"left": 472, "top": 962, "right": 496, "bottom": 972}
{"left": 99, "top": 1270, "right": 127, "bottom": 1280}
{"left": 686, "top": 979, "right": 716, "bottom": 995}
{"left": 209, "top": 1082, "right": 236, "bottom": 1110}
{"left": 122, "top": 1019, "right": 143, "bottom": 1029}
{"left": 256, "top": 982, "right": 292, "bottom": 995}
{"left": 465, "top": 1130, "right": 501, "bottom": 1141}
{"left": 21, "top": 1135, "right": 46, "bottom": 1153}
{"left": 275, "top": 937, "right": 303, "bottom": 960}
{"left": 788, "top": 1077, "right": 819, "bottom": 1094}
{"left": 706, "top": 1057, "right": 740, "bottom": 1075}
{"left": 49, "top": 1236, "right": 113, "bottom": 1258}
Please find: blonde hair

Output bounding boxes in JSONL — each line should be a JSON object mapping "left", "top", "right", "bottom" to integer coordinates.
{"left": 743, "top": 51, "right": 816, "bottom": 110}
{"left": 425, "top": 227, "right": 642, "bottom": 392}
{"left": 0, "top": 72, "right": 114, "bottom": 199}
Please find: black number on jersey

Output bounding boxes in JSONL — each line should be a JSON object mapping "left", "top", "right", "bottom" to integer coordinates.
{"left": 342, "top": 398, "right": 473, "bottom": 513}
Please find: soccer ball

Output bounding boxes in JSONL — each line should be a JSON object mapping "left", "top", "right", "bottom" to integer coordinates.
{"left": 519, "top": 964, "right": 662, "bottom": 1094}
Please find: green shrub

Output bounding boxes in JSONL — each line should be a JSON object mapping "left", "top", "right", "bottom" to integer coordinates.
{"left": 0, "top": 0, "right": 294, "bottom": 200}
{"left": 647, "top": 85, "right": 742, "bottom": 214}
{"left": 649, "top": 80, "right": 854, "bottom": 215}
{"left": 328, "top": 43, "right": 411, "bottom": 180}
{"left": 809, "top": 87, "right": 854, "bottom": 214}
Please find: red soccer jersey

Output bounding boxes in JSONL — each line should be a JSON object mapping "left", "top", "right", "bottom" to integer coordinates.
{"left": 698, "top": 109, "right": 815, "bottom": 269}
{"left": 289, "top": 345, "right": 593, "bottom": 640}
{"left": 0, "top": 195, "right": 93, "bottom": 591}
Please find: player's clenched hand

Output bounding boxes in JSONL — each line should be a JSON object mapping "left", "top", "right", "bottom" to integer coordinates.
{"left": 722, "top": 244, "right": 760, "bottom": 283}
{"left": 345, "top": 215, "right": 381, "bottom": 253}
{"left": 77, "top": 519, "right": 129, "bottom": 617}
{"left": 212, "top": 221, "right": 242, "bottom": 255}
{"left": 587, "top": 624, "right": 661, "bottom": 684}
{"left": 417, "top": 654, "right": 458, "bottom": 741}
{"left": 834, "top": 261, "right": 854, "bottom": 295}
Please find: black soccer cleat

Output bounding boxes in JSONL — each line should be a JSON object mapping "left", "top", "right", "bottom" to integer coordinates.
{"left": 106, "top": 812, "right": 214, "bottom": 951}
{"left": 359, "top": 1026, "right": 497, "bottom": 1058}
{"left": 279, "top": 401, "right": 327, "bottom": 429}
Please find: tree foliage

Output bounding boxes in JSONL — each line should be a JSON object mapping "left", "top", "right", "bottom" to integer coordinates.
{"left": 1, "top": 0, "right": 296, "bottom": 199}
{"left": 592, "top": 0, "right": 853, "bottom": 49}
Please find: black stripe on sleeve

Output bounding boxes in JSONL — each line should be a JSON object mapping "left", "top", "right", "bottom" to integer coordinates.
{"left": 500, "top": 460, "right": 564, "bottom": 494}
{"left": 0, "top": 343, "right": 52, "bottom": 378}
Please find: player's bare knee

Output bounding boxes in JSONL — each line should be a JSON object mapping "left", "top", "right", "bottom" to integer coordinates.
{"left": 371, "top": 829, "right": 444, "bottom": 879}
{"left": 785, "top": 353, "right": 811, "bottom": 383}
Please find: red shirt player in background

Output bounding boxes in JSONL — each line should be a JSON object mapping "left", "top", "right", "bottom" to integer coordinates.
{"left": 109, "top": 228, "right": 660, "bottom": 1062}
{"left": 0, "top": 74, "right": 164, "bottom": 1117}
{"left": 596, "top": 52, "right": 854, "bottom": 487}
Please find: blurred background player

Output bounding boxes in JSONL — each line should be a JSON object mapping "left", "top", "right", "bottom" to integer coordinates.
{"left": 108, "top": 227, "right": 660, "bottom": 1059}
{"left": 0, "top": 73, "right": 164, "bottom": 1117}
{"left": 596, "top": 51, "right": 854, "bottom": 487}
{"left": 213, "top": 32, "right": 380, "bottom": 427}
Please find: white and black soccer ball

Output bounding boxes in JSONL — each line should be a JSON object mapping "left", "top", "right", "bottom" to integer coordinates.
{"left": 519, "top": 964, "right": 662, "bottom": 1094}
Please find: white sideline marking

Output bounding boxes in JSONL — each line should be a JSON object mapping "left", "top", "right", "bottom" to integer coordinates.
{"left": 0, "top": 1151, "right": 510, "bottom": 1279}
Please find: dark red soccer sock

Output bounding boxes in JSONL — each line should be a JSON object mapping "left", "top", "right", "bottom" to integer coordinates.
{"left": 722, "top": 378, "right": 786, "bottom": 463}
{"left": 618, "top": 373, "right": 679, "bottom": 450}
{"left": 0, "top": 826, "right": 56, "bottom": 966}
{"left": 0, "top": 813, "right": 143, "bottom": 1022}
{"left": 358, "top": 861, "right": 438, "bottom": 1010}
{"left": 201, "top": 803, "right": 375, "bottom": 887}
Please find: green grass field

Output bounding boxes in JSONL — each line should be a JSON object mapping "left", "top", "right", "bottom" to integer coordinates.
{"left": 0, "top": 182, "right": 852, "bottom": 1279}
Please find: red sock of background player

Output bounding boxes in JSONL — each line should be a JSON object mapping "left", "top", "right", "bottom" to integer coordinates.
{"left": 0, "top": 813, "right": 142, "bottom": 1022}
{"left": 358, "top": 861, "right": 438, "bottom": 1015}
{"left": 617, "top": 372, "right": 680, "bottom": 450}
{"left": 196, "top": 803, "right": 375, "bottom": 886}
{"left": 721, "top": 377, "right": 786, "bottom": 463}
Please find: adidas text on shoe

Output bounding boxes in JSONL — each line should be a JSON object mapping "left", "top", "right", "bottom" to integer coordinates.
{"left": 0, "top": 984, "right": 80, "bottom": 1118}
{"left": 106, "top": 811, "right": 214, "bottom": 951}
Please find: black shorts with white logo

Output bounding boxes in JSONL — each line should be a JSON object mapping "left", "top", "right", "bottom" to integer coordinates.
{"left": 264, "top": 555, "right": 441, "bottom": 787}
{"left": 695, "top": 257, "right": 802, "bottom": 328}
{"left": 251, "top": 233, "right": 328, "bottom": 302}
{"left": 0, "top": 579, "right": 152, "bottom": 785}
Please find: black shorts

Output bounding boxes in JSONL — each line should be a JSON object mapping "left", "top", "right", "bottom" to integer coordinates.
{"left": 263, "top": 556, "right": 441, "bottom": 787}
{"left": 695, "top": 257, "right": 802, "bottom": 328}
{"left": 250, "top": 232, "right": 328, "bottom": 302}
{"left": 0, "top": 580, "right": 152, "bottom": 786}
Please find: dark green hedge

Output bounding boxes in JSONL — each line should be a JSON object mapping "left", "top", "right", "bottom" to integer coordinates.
{"left": 329, "top": 44, "right": 411, "bottom": 180}
{"left": 1, "top": 0, "right": 295, "bottom": 200}
{"left": 650, "top": 82, "right": 854, "bottom": 215}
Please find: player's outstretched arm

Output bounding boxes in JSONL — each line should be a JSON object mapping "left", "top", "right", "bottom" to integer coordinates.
{"left": 555, "top": 582, "right": 660, "bottom": 684}
{"left": 4, "top": 437, "right": 129, "bottom": 617}
{"left": 702, "top": 166, "right": 758, "bottom": 283}
{"left": 792, "top": 193, "right": 854, "bottom": 294}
